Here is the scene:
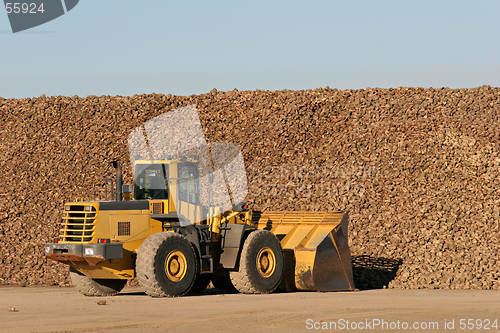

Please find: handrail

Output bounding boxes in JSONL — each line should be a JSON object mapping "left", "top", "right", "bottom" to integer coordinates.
{"left": 104, "top": 178, "right": 114, "bottom": 201}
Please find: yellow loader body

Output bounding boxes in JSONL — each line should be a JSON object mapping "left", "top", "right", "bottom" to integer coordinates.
{"left": 45, "top": 158, "right": 355, "bottom": 295}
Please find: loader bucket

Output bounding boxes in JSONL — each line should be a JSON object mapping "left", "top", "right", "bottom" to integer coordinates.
{"left": 256, "top": 211, "right": 355, "bottom": 292}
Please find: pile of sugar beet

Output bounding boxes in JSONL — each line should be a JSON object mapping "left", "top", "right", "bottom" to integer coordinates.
{"left": 0, "top": 86, "right": 499, "bottom": 290}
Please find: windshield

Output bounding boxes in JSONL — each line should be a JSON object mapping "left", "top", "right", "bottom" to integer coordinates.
{"left": 178, "top": 163, "right": 199, "bottom": 205}
{"left": 134, "top": 164, "right": 169, "bottom": 200}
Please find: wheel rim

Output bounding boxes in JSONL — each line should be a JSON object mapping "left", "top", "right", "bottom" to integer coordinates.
{"left": 165, "top": 250, "right": 187, "bottom": 282}
{"left": 256, "top": 247, "right": 276, "bottom": 278}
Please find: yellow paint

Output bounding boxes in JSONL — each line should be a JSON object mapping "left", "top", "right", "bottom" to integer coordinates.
{"left": 256, "top": 247, "right": 276, "bottom": 278}
{"left": 165, "top": 250, "right": 187, "bottom": 282}
{"left": 55, "top": 160, "right": 353, "bottom": 292}
{"left": 72, "top": 256, "right": 135, "bottom": 279}
{"left": 60, "top": 203, "right": 162, "bottom": 279}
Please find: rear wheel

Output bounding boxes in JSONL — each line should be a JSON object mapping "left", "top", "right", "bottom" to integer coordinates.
{"left": 70, "top": 267, "right": 126, "bottom": 296}
{"left": 230, "top": 230, "right": 284, "bottom": 294}
{"left": 136, "top": 232, "right": 197, "bottom": 297}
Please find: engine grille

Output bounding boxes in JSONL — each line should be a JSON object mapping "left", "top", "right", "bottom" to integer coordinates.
{"left": 118, "top": 222, "right": 131, "bottom": 236}
{"left": 60, "top": 205, "right": 97, "bottom": 243}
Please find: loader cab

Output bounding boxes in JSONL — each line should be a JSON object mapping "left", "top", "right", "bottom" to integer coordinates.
{"left": 133, "top": 157, "right": 204, "bottom": 224}
{"left": 133, "top": 158, "right": 200, "bottom": 202}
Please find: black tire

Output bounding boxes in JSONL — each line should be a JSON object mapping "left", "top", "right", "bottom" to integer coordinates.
{"left": 69, "top": 267, "right": 126, "bottom": 297}
{"left": 189, "top": 273, "right": 213, "bottom": 294}
{"left": 230, "top": 230, "right": 284, "bottom": 294}
{"left": 136, "top": 232, "right": 197, "bottom": 297}
{"left": 212, "top": 268, "right": 236, "bottom": 290}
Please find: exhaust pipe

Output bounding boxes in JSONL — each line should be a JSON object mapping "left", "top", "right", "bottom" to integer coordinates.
{"left": 112, "top": 160, "right": 122, "bottom": 201}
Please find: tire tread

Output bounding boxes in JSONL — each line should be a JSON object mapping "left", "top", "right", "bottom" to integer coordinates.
{"left": 70, "top": 268, "right": 126, "bottom": 297}
{"left": 136, "top": 232, "right": 196, "bottom": 297}
{"left": 229, "top": 230, "right": 283, "bottom": 294}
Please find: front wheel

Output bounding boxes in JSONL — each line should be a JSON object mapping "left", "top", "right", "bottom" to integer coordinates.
{"left": 230, "top": 230, "right": 284, "bottom": 294}
{"left": 70, "top": 267, "right": 126, "bottom": 296}
{"left": 136, "top": 232, "right": 197, "bottom": 297}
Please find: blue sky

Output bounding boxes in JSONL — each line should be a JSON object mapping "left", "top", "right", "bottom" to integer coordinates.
{"left": 1, "top": 0, "right": 499, "bottom": 99}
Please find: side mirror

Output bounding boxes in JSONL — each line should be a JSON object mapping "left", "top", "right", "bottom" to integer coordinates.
{"left": 122, "top": 185, "right": 133, "bottom": 194}
{"left": 122, "top": 185, "right": 133, "bottom": 201}
{"left": 208, "top": 172, "right": 214, "bottom": 185}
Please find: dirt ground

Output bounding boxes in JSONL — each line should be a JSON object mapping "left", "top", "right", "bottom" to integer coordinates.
{"left": 0, "top": 286, "right": 499, "bottom": 333}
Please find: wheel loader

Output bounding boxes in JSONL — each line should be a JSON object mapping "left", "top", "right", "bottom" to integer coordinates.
{"left": 44, "top": 106, "right": 355, "bottom": 297}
